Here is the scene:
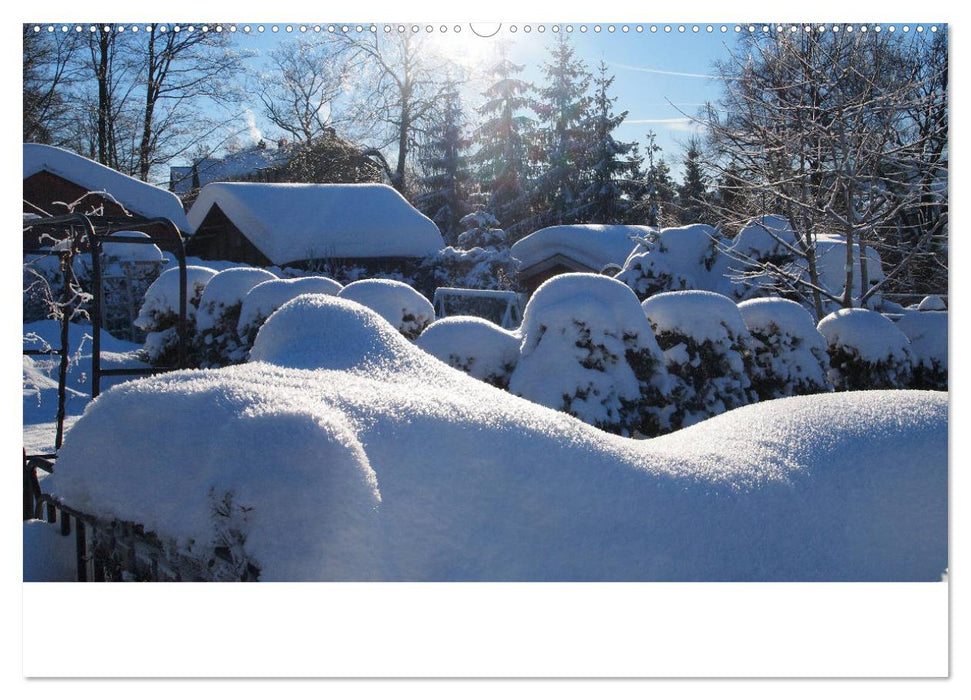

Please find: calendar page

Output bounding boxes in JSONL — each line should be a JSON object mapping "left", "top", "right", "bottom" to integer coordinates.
{"left": 21, "top": 10, "right": 950, "bottom": 681}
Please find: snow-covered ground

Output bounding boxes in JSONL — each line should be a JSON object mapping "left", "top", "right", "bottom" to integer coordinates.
{"left": 41, "top": 295, "right": 947, "bottom": 582}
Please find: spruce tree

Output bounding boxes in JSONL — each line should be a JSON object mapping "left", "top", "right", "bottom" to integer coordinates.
{"left": 530, "top": 34, "right": 593, "bottom": 229}
{"left": 416, "top": 78, "right": 472, "bottom": 245}
{"left": 473, "top": 51, "right": 534, "bottom": 239}
{"left": 579, "top": 61, "right": 639, "bottom": 223}
{"left": 678, "top": 137, "right": 711, "bottom": 224}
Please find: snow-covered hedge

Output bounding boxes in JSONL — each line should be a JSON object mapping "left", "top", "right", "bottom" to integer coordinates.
{"left": 508, "top": 273, "right": 670, "bottom": 437}
{"left": 337, "top": 279, "right": 435, "bottom": 340}
{"left": 416, "top": 316, "right": 521, "bottom": 389}
{"left": 817, "top": 309, "right": 913, "bottom": 391}
{"left": 236, "top": 276, "right": 343, "bottom": 349}
{"left": 738, "top": 297, "right": 832, "bottom": 400}
{"left": 615, "top": 224, "right": 730, "bottom": 301}
{"left": 642, "top": 290, "right": 756, "bottom": 431}
{"left": 50, "top": 292, "right": 948, "bottom": 581}
{"left": 895, "top": 311, "right": 947, "bottom": 391}
{"left": 134, "top": 265, "right": 217, "bottom": 366}
{"left": 195, "top": 267, "right": 279, "bottom": 367}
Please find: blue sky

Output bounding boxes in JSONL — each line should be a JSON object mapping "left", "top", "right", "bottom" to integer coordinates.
{"left": 208, "top": 23, "right": 737, "bottom": 178}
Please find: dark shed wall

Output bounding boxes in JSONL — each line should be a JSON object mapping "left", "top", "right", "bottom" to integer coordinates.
{"left": 185, "top": 204, "right": 273, "bottom": 267}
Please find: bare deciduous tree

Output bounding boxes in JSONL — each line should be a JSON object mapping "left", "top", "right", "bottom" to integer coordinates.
{"left": 257, "top": 37, "right": 351, "bottom": 146}
{"left": 704, "top": 28, "right": 947, "bottom": 315}
{"left": 335, "top": 30, "right": 452, "bottom": 195}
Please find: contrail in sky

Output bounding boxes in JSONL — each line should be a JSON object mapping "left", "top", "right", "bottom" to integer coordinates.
{"left": 610, "top": 62, "right": 719, "bottom": 79}
{"left": 624, "top": 117, "right": 695, "bottom": 124}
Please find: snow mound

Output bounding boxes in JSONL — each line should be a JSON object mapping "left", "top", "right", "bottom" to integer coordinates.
{"left": 237, "top": 276, "right": 343, "bottom": 342}
{"left": 642, "top": 290, "right": 749, "bottom": 343}
{"left": 337, "top": 279, "right": 435, "bottom": 339}
{"left": 249, "top": 294, "right": 421, "bottom": 374}
{"left": 50, "top": 312, "right": 947, "bottom": 580}
{"left": 509, "top": 273, "right": 669, "bottom": 435}
{"left": 617, "top": 224, "right": 733, "bottom": 299}
{"left": 185, "top": 182, "right": 445, "bottom": 266}
{"left": 917, "top": 295, "right": 946, "bottom": 311}
{"left": 102, "top": 231, "right": 166, "bottom": 263}
{"left": 817, "top": 309, "right": 911, "bottom": 364}
{"left": 739, "top": 297, "right": 831, "bottom": 398}
{"left": 895, "top": 311, "right": 947, "bottom": 370}
{"left": 511, "top": 224, "right": 651, "bottom": 273}
{"left": 729, "top": 214, "right": 797, "bottom": 260}
{"left": 195, "top": 267, "right": 279, "bottom": 333}
{"left": 135, "top": 265, "right": 217, "bottom": 328}
{"left": 416, "top": 316, "right": 521, "bottom": 388}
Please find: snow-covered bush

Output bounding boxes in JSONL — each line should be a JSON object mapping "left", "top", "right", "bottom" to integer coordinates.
{"left": 337, "top": 279, "right": 435, "bottom": 340}
{"left": 817, "top": 309, "right": 913, "bottom": 391}
{"left": 917, "top": 295, "right": 946, "bottom": 311}
{"left": 642, "top": 290, "right": 757, "bottom": 431}
{"left": 508, "top": 273, "right": 670, "bottom": 437}
{"left": 616, "top": 224, "right": 731, "bottom": 301}
{"left": 236, "top": 276, "right": 343, "bottom": 349}
{"left": 421, "top": 210, "right": 518, "bottom": 291}
{"left": 195, "top": 267, "right": 279, "bottom": 367}
{"left": 895, "top": 311, "right": 947, "bottom": 391}
{"left": 135, "top": 265, "right": 217, "bottom": 366}
{"left": 738, "top": 297, "right": 832, "bottom": 399}
{"left": 729, "top": 215, "right": 797, "bottom": 264}
{"left": 416, "top": 316, "right": 520, "bottom": 389}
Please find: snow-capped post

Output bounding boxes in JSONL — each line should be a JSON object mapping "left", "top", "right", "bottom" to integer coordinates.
{"left": 816, "top": 309, "right": 913, "bottom": 391}
{"left": 737, "top": 297, "right": 832, "bottom": 400}
{"left": 508, "top": 273, "right": 670, "bottom": 437}
{"left": 195, "top": 267, "right": 279, "bottom": 368}
{"left": 641, "top": 290, "right": 757, "bottom": 431}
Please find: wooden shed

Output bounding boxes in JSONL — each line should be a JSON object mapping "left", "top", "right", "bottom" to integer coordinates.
{"left": 23, "top": 143, "right": 192, "bottom": 251}
{"left": 510, "top": 224, "right": 653, "bottom": 295}
{"left": 185, "top": 182, "right": 445, "bottom": 274}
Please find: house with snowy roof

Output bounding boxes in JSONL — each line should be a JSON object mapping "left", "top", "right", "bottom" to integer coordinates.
{"left": 511, "top": 224, "right": 654, "bottom": 294}
{"left": 23, "top": 143, "right": 191, "bottom": 236}
{"left": 184, "top": 182, "right": 445, "bottom": 272}
{"left": 169, "top": 141, "right": 292, "bottom": 195}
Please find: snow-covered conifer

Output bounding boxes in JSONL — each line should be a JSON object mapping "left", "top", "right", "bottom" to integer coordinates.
{"left": 642, "top": 290, "right": 757, "bottom": 430}
{"left": 417, "top": 316, "right": 520, "bottom": 389}
{"left": 738, "top": 297, "right": 831, "bottom": 399}
{"left": 509, "top": 273, "right": 670, "bottom": 436}
{"left": 337, "top": 279, "right": 435, "bottom": 340}
{"left": 895, "top": 310, "right": 947, "bottom": 390}
{"left": 237, "top": 276, "right": 343, "bottom": 350}
{"left": 135, "top": 265, "right": 216, "bottom": 366}
{"left": 816, "top": 308, "right": 913, "bottom": 391}
{"left": 195, "top": 267, "right": 279, "bottom": 367}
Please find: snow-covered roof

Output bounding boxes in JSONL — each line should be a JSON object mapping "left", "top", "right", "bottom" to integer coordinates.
{"left": 186, "top": 182, "right": 445, "bottom": 266}
{"left": 511, "top": 224, "right": 652, "bottom": 274}
{"left": 169, "top": 145, "right": 291, "bottom": 195}
{"left": 23, "top": 143, "right": 191, "bottom": 232}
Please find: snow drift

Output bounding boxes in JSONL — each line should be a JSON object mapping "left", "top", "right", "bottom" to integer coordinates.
{"left": 51, "top": 295, "right": 947, "bottom": 582}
